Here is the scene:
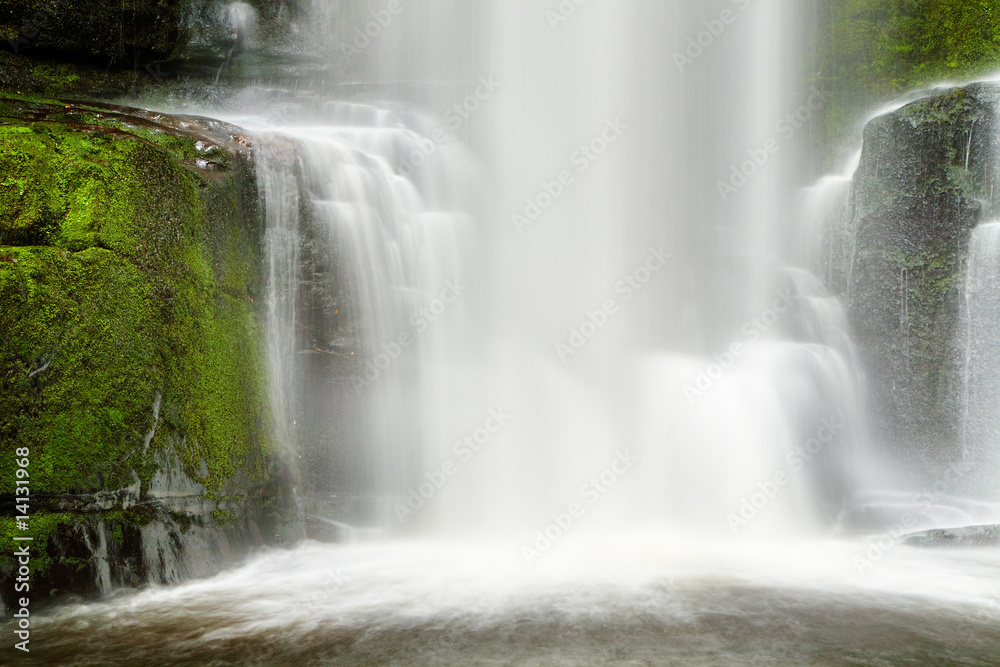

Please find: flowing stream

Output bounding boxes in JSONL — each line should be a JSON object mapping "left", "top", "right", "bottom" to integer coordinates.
{"left": 10, "top": 0, "right": 1000, "bottom": 664}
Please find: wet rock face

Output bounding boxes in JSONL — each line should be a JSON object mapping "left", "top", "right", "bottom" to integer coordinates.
{"left": 850, "top": 84, "right": 1000, "bottom": 467}
{"left": 0, "top": 0, "right": 296, "bottom": 85}
{"left": 0, "top": 0, "right": 188, "bottom": 61}
{"left": 1, "top": 1, "right": 313, "bottom": 71}
{"left": 1, "top": 0, "right": 387, "bottom": 93}
{"left": 0, "top": 94, "right": 292, "bottom": 610}
{"left": 904, "top": 524, "right": 1000, "bottom": 548}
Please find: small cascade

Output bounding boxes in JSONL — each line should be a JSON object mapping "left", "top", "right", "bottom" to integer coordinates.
{"left": 961, "top": 222, "right": 1000, "bottom": 499}
{"left": 215, "top": 3, "right": 259, "bottom": 83}
{"left": 246, "top": 100, "right": 479, "bottom": 521}
{"left": 637, "top": 343, "right": 861, "bottom": 538}
{"left": 778, "top": 267, "right": 857, "bottom": 365}
{"left": 635, "top": 264, "right": 865, "bottom": 538}
{"left": 81, "top": 524, "right": 113, "bottom": 595}
{"left": 800, "top": 91, "right": 1000, "bottom": 526}
{"left": 797, "top": 151, "right": 858, "bottom": 298}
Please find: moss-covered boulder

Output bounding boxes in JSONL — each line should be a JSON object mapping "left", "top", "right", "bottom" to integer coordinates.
{"left": 849, "top": 83, "right": 1000, "bottom": 469}
{"left": 0, "top": 94, "right": 287, "bottom": 609}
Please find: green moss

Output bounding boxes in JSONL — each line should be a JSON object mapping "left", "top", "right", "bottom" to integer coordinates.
{"left": 168, "top": 511, "right": 195, "bottom": 534}
{"left": 816, "top": 0, "right": 1000, "bottom": 168}
{"left": 0, "top": 246, "right": 159, "bottom": 492}
{"left": 0, "top": 508, "right": 167, "bottom": 581}
{"left": 0, "top": 94, "right": 274, "bottom": 501}
{"left": 210, "top": 509, "right": 238, "bottom": 527}
{"left": 96, "top": 123, "right": 234, "bottom": 171}
{"left": 0, "top": 513, "right": 76, "bottom": 577}
{"left": 63, "top": 556, "right": 92, "bottom": 572}
{"left": 0, "top": 127, "right": 61, "bottom": 245}
{"left": 122, "top": 505, "right": 157, "bottom": 527}
{"left": 0, "top": 51, "right": 145, "bottom": 99}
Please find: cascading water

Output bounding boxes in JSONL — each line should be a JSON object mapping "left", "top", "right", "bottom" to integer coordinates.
{"left": 15, "top": 1, "right": 1000, "bottom": 664}
{"left": 962, "top": 221, "right": 1000, "bottom": 498}
{"left": 246, "top": 99, "right": 479, "bottom": 521}
{"left": 237, "top": 0, "right": 864, "bottom": 542}
{"left": 797, "top": 151, "right": 860, "bottom": 298}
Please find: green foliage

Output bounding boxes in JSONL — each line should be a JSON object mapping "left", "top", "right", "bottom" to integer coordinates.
{"left": 899, "top": 0, "right": 1000, "bottom": 77}
{"left": 822, "top": 0, "right": 1000, "bottom": 91}
{"left": 818, "top": 0, "right": 1000, "bottom": 159}
{"left": 210, "top": 509, "right": 238, "bottom": 526}
{"left": 0, "top": 513, "right": 75, "bottom": 577}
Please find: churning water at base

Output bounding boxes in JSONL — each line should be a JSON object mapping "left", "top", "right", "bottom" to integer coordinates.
{"left": 15, "top": 537, "right": 1000, "bottom": 665}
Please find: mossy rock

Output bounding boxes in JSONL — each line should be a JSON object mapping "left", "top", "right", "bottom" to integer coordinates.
{"left": 849, "top": 83, "right": 1000, "bottom": 467}
{"left": 0, "top": 94, "right": 283, "bottom": 605}
{"left": 0, "top": 93, "right": 273, "bottom": 495}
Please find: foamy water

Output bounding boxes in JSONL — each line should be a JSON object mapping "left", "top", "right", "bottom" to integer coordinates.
{"left": 11, "top": 534, "right": 1000, "bottom": 665}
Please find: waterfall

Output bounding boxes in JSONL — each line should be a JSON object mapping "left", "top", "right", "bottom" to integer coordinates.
{"left": 215, "top": 0, "right": 872, "bottom": 542}
{"left": 245, "top": 99, "right": 479, "bottom": 524}
{"left": 22, "top": 2, "right": 1000, "bottom": 664}
{"left": 962, "top": 222, "right": 1000, "bottom": 498}
{"left": 797, "top": 151, "right": 859, "bottom": 298}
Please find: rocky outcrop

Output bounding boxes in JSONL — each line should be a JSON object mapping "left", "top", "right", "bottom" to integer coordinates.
{"left": 0, "top": 0, "right": 379, "bottom": 94}
{"left": 0, "top": 94, "right": 291, "bottom": 610}
{"left": 0, "top": 0, "right": 296, "bottom": 64}
{"left": 0, "top": 0, "right": 188, "bottom": 62}
{"left": 904, "top": 524, "right": 1000, "bottom": 547}
{"left": 849, "top": 83, "right": 1000, "bottom": 471}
